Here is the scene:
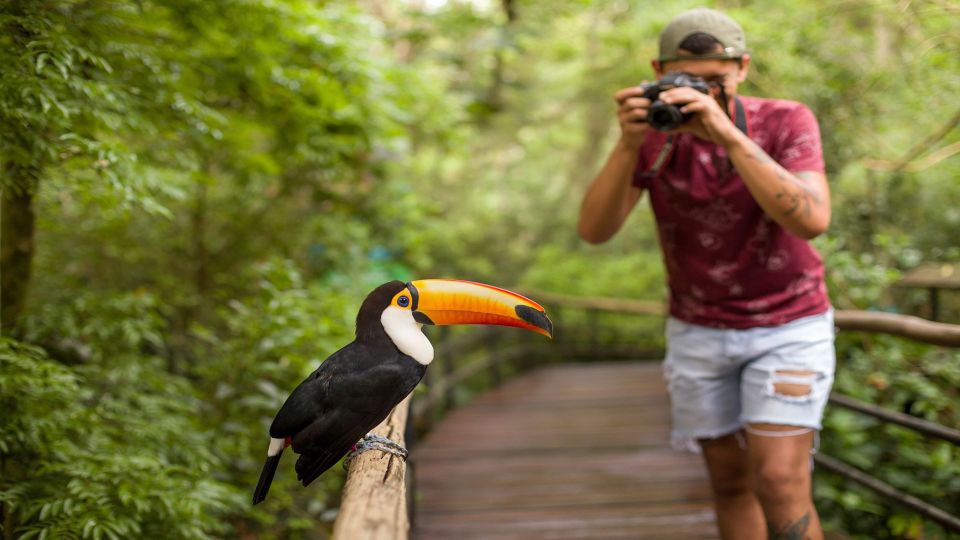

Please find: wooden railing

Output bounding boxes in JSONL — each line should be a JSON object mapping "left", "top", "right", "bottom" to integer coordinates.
{"left": 330, "top": 292, "right": 960, "bottom": 539}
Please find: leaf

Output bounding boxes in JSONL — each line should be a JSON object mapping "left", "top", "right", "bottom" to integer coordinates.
{"left": 35, "top": 52, "right": 49, "bottom": 74}
{"left": 83, "top": 519, "right": 96, "bottom": 539}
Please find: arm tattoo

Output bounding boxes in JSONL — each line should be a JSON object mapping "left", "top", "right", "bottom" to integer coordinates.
{"left": 747, "top": 141, "right": 822, "bottom": 218}
{"left": 768, "top": 512, "right": 811, "bottom": 540}
{"left": 776, "top": 170, "right": 822, "bottom": 217}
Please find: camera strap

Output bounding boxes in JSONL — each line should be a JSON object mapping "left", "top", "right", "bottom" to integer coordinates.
{"left": 732, "top": 96, "right": 747, "bottom": 135}
{"left": 641, "top": 136, "right": 676, "bottom": 182}
{"left": 639, "top": 96, "right": 747, "bottom": 182}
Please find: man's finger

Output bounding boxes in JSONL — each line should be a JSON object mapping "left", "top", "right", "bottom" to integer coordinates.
{"left": 614, "top": 86, "right": 647, "bottom": 104}
{"left": 621, "top": 109, "right": 648, "bottom": 123}
{"left": 620, "top": 97, "right": 651, "bottom": 110}
{"left": 679, "top": 102, "right": 707, "bottom": 114}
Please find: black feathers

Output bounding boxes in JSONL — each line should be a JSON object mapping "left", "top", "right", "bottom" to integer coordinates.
{"left": 252, "top": 453, "right": 283, "bottom": 505}
{"left": 277, "top": 342, "right": 425, "bottom": 485}
{"left": 354, "top": 280, "right": 405, "bottom": 341}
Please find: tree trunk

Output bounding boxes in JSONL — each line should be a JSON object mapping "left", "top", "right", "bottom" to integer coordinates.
{"left": 192, "top": 175, "right": 210, "bottom": 301}
{"left": 484, "top": 0, "right": 518, "bottom": 113}
{"left": 1, "top": 164, "right": 38, "bottom": 336}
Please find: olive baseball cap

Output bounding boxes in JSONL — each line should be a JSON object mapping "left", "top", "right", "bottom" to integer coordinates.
{"left": 658, "top": 8, "right": 748, "bottom": 62}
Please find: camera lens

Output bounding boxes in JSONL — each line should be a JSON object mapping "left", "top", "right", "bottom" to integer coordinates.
{"left": 648, "top": 101, "right": 685, "bottom": 132}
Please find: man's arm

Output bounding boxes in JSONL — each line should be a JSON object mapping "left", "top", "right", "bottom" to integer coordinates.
{"left": 578, "top": 88, "right": 651, "bottom": 244}
{"left": 724, "top": 132, "right": 830, "bottom": 239}
{"left": 578, "top": 140, "right": 645, "bottom": 244}
{"left": 661, "top": 88, "right": 831, "bottom": 239}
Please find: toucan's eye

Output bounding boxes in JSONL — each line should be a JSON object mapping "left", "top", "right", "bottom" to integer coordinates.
{"left": 397, "top": 295, "right": 410, "bottom": 308}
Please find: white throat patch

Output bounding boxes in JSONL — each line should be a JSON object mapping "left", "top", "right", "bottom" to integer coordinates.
{"left": 380, "top": 306, "right": 434, "bottom": 365}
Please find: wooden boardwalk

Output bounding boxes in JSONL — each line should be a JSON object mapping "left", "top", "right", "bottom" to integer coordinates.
{"left": 412, "top": 362, "right": 718, "bottom": 539}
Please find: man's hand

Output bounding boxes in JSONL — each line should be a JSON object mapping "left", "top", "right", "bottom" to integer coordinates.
{"left": 614, "top": 86, "right": 653, "bottom": 150}
{"left": 659, "top": 87, "right": 742, "bottom": 148}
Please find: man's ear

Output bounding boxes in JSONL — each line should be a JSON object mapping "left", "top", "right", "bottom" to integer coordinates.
{"left": 736, "top": 54, "right": 751, "bottom": 83}
{"left": 651, "top": 59, "right": 664, "bottom": 78}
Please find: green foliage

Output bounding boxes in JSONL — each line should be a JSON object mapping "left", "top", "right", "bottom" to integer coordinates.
{"left": 521, "top": 242, "right": 665, "bottom": 300}
{"left": 4, "top": 0, "right": 423, "bottom": 537}
{"left": 0, "top": 339, "right": 238, "bottom": 539}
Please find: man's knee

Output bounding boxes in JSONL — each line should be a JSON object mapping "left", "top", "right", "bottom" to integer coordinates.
{"left": 752, "top": 458, "right": 808, "bottom": 505}
{"left": 745, "top": 425, "right": 815, "bottom": 506}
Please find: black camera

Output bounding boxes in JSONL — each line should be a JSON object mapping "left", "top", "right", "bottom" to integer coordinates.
{"left": 641, "top": 72, "right": 712, "bottom": 132}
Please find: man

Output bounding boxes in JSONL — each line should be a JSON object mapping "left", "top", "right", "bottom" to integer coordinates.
{"left": 578, "top": 8, "right": 835, "bottom": 540}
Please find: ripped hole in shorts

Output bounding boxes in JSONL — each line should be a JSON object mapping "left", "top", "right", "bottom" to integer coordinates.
{"left": 765, "top": 369, "right": 823, "bottom": 404}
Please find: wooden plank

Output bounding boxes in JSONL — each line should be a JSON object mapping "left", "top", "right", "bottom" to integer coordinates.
{"left": 412, "top": 363, "right": 718, "bottom": 539}
{"left": 416, "top": 506, "right": 718, "bottom": 540}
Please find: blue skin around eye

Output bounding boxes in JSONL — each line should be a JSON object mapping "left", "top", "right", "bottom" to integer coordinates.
{"left": 398, "top": 296, "right": 409, "bottom": 307}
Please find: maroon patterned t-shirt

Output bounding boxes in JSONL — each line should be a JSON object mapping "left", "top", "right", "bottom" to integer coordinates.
{"left": 633, "top": 96, "right": 830, "bottom": 329}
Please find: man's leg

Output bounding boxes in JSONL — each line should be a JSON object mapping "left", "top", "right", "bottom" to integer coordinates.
{"left": 738, "top": 311, "right": 836, "bottom": 540}
{"left": 745, "top": 423, "right": 823, "bottom": 540}
{"left": 699, "top": 432, "right": 766, "bottom": 539}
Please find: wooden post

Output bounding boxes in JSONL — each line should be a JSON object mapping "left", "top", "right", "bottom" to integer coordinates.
{"left": 403, "top": 404, "right": 418, "bottom": 531}
{"left": 588, "top": 308, "right": 599, "bottom": 352}
{"left": 550, "top": 305, "right": 562, "bottom": 362}
{"left": 332, "top": 396, "right": 411, "bottom": 540}
{"left": 441, "top": 328, "right": 454, "bottom": 411}
{"left": 419, "top": 362, "right": 434, "bottom": 433}
{"left": 488, "top": 332, "right": 501, "bottom": 386}
{"left": 929, "top": 287, "right": 940, "bottom": 321}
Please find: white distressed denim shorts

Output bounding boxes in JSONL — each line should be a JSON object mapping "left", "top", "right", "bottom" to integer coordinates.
{"left": 663, "top": 309, "right": 836, "bottom": 453}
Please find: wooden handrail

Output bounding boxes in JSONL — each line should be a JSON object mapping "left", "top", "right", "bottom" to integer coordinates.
{"left": 521, "top": 288, "right": 665, "bottom": 315}
{"left": 332, "top": 396, "right": 411, "bottom": 540}
{"left": 828, "top": 393, "right": 960, "bottom": 445}
{"left": 526, "top": 289, "right": 960, "bottom": 347}
{"left": 833, "top": 310, "right": 960, "bottom": 347}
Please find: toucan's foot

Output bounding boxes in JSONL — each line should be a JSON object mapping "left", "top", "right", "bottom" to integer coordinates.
{"left": 343, "top": 433, "right": 409, "bottom": 470}
{"left": 359, "top": 433, "right": 408, "bottom": 456}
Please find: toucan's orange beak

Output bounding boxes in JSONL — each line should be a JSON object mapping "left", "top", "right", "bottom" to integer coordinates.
{"left": 406, "top": 279, "right": 552, "bottom": 338}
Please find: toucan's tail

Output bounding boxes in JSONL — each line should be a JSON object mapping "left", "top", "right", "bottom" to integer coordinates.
{"left": 252, "top": 452, "right": 282, "bottom": 505}
{"left": 295, "top": 449, "right": 343, "bottom": 487}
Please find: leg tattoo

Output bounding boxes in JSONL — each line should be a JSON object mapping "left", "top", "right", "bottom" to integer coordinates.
{"left": 768, "top": 511, "right": 811, "bottom": 540}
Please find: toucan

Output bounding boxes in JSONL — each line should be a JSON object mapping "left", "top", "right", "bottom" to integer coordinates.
{"left": 252, "top": 279, "right": 552, "bottom": 504}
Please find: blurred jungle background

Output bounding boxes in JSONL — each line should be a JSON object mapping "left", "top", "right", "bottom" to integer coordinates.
{"left": 2, "top": 0, "right": 958, "bottom": 538}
